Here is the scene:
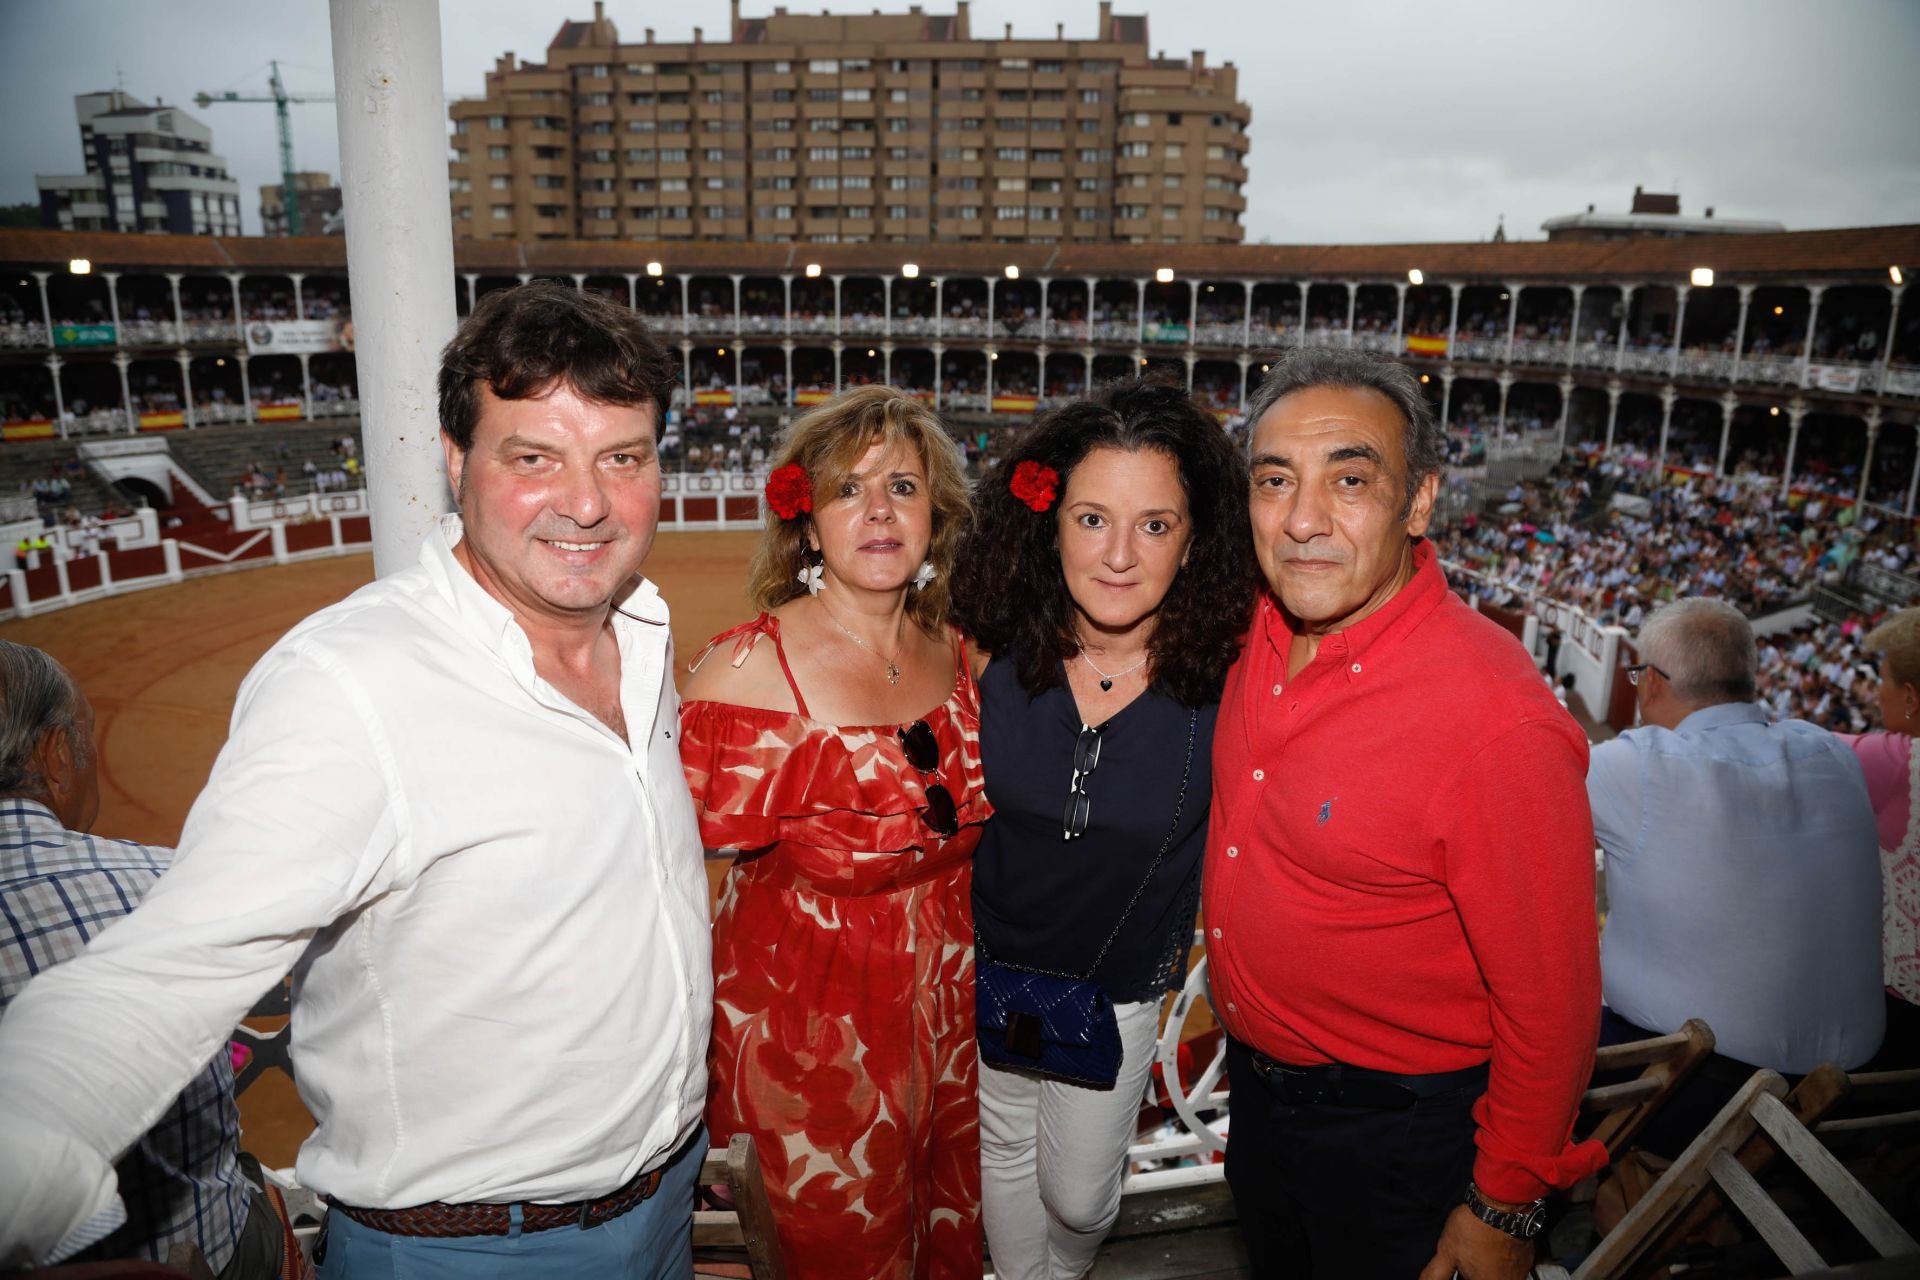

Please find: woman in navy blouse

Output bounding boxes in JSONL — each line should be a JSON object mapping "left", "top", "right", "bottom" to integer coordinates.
{"left": 952, "top": 378, "right": 1257, "bottom": 1280}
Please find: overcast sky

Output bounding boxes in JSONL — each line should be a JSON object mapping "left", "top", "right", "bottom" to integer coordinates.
{"left": 2, "top": 0, "right": 1916, "bottom": 242}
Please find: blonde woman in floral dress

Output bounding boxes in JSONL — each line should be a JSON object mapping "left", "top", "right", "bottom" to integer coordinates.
{"left": 678, "top": 386, "right": 987, "bottom": 1279}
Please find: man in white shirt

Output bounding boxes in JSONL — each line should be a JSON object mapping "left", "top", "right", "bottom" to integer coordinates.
{"left": 0, "top": 282, "right": 714, "bottom": 1278}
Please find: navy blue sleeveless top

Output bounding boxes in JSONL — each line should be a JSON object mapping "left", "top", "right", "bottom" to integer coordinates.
{"left": 972, "top": 656, "right": 1218, "bottom": 1003}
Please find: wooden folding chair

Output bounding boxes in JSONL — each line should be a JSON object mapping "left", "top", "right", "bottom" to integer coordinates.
{"left": 692, "top": 1133, "right": 788, "bottom": 1280}
{"left": 1537, "top": 1067, "right": 1918, "bottom": 1279}
{"left": 1578, "top": 1018, "right": 1717, "bottom": 1161}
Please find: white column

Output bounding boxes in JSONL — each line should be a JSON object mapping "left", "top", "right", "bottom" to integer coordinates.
{"left": 1798, "top": 284, "right": 1826, "bottom": 387}
{"left": 1186, "top": 279, "right": 1200, "bottom": 349}
{"left": 678, "top": 274, "right": 691, "bottom": 335}
{"left": 291, "top": 272, "right": 307, "bottom": 318}
{"left": 113, "top": 353, "right": 135, "bottom": 432}
{"left": 1716, "top": 393, "right": 1737, "bottom": 477}
{"left": 103, "top": 272, "right": 123, "bottom": 343}
{"left": 1036, "top": 277, "right": 1050, "bottom": 343}
{"left": 570, "top": 273, "right": 585, "bottom": 292}
{"left": 1495, "top": 372, "right": 1513, "bottom": 434}
{"left": 682, "top": 342, "right": 694, "bottom": 402}
{"left": 1440, "top": 369, "right": 1455, "bottom": 430}
{"left": 1729, "top": 284, "right": 1754, "bottom": 384}
{"left": 1343, "top": 281, "right": 1357, "bottom": 348}
{"left": 1083, "top": 348, "right": 1094, "bottom": 394}
{"left": 1502, "top": 283, "right": 1521, "bottom": 365}
{"left": 1858, "top": 408, "right": 1881, "bottom": 505}
{"left": 1135, "top": 279, "right": 1147, "bottom": 346}
{"left": 178, "top": 353, "right": 196, "bottom": 428}
{"left": 833, "top": 275, "right": 845, "bottom": 338}
{"left": 1781, "top": 399, "right": 1806, "bottom": 491}
{"left": 464, "top": 272, "right": 478, "bottom": 312}
{"left": 1656, "top": 386, "right": 1676, "bottom": 475}
{"left": 782, "top": 340, "right": 794, "bottom": 407}
{"left": 47, "top": 356, "right": 67, "bottom": 436}
{"left": 1445, "top": 283, "right": 1461, "bottom": 360}
{"left": 832, "top": 341, "right": 843, "bottom": 395}
{"left": 1392, "top": 282, "right": 1408, "bottom": 354}
{"left": 298, "top": 351, "right": 314, "bottom": 420}
{"left": 31, "top": 271, "right": 53, "bottom": 346}
{"left": 1184, "top": 351, "right": 1196, "bottom": 392}
{"left": 783, "top": 275, "right": 795, "bottom": 337}
{"left": 985, "top": 277, "right": 996, "bottom": 340}
{"left": 236, "top": 346, "right": 254, "bottom": 423}
{"left": 1880, "top": 284, "right": 1904, "bottom": 383}
{"left": 1906, "top": 423, "right": 1920, "bottom": 518}
{"left": 733, "top": 345, "right": 744, "bottom": 405}
{"left": 731, "top": 274, "right": 743, "bottom": 339}
{"left": 329, "top": 0, "right": 459, "bottom": 575}
{"left": 1237, "top": 354, "right": 1250, "bottom": 411}
{"left": 1564, "top": 284, "right": 1585, "bottom": 366}
{"left": 884, "top": 276, "right": 895, "bottom": 341}
{"left": 931, "top": 344, "right": 943, "bottom": 410}
{"left": 1241, "top": 281, "right": 1254, "bottom": 350}
{"left": 1556, "top": 375, "right": 1573, "bottom": 448}
{"left": 1085, "top": 278, "right": 1096, "bottom": 341}
{"left": 1296, "top": 283, "right": 1310, "bottom": 344}
{"left": 1604, "top": 381, "right": 1621, "bottom": 454}
{"left": 622, "top": 272, "right": 636, "bottom": 310}
{"left": 882, "top": 342, "right": 893, "bottom": 386}
{"left": 1614, "top": 284, "right": 1637, "bottom": 373}
{"left": 933, "top": 277, "right": 943, "bottom": 342}
{"left": 166, "top": 272, "right": 186, "bottom": 338}
{"left": 1668, "top": 284, "right": 1690, "bottom": 378}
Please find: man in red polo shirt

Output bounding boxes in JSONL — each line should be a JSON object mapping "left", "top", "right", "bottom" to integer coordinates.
{"left": 1204, "top": 348, "right": 1605, "bottom": 1280}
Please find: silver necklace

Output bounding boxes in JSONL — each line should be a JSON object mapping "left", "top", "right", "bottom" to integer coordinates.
{"left": 819, "top": 600, "right": 903, "bottom": 684}
{"left": 1077, "top": 646, "right": 1148, "bottom": 692}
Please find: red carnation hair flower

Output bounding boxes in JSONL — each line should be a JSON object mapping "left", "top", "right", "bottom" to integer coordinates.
{"left": 1009, "top": 460, "right": 1059, "bottom": 513}
{"left": 765, "top": 463, "right": 813, "bottom": 521}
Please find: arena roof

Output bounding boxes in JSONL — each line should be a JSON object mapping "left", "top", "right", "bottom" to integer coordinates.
{"left": 4, "top": 225, "right": 1915, "bottom": 286}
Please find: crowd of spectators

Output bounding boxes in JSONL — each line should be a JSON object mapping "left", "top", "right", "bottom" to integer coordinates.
{"left": 1436, "top": 444, "right": 1916, "bottom": 729}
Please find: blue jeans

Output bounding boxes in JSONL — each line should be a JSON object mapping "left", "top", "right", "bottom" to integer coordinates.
{"left": 314, "top": 1127, "right": 704, "bottom": 1279}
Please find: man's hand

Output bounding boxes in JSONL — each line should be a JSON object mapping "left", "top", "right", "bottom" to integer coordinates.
{"left": 1418, "top": 1204, "right": 1536, "bottom": 1280}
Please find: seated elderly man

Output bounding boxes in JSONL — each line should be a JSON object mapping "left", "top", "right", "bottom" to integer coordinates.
{"left": 1588, "top": 598, "right": 1883, "bottom": 1159}
{"left": 0, "top": 640, "right": 279, "bottom": 1278}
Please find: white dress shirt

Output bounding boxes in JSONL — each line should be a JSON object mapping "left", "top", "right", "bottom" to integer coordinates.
{"left": 0, "top": 515, "right": 711, "bottom": 1262}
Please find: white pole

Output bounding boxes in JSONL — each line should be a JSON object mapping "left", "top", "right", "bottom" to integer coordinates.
{"left": 330, "top": 0, "right": 457, "bottom": 577}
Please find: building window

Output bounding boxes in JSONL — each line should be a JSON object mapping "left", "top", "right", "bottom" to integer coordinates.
{"left": 996, "top": 177, "right": 1026, "bottom": 191}
{"left": 628, "top": 149, "right": 656, "bottom": 163}
{"left": 772, "top": 204, "right": 794, "bottom": 218}
{"left": 1163, "top": 206, "right": 1180, "bottom": 220}
{"left": 953, "top": 206, "right": 981, "bottom": 219}
{"left": 1076, "top": 207, "right": 1101, "bottom": 221}
{"left": 809, "top": 58, "right": 840, "bottom": 72}
{"left": 660, "top": 148, "right": 688, "bottom": 162}
{"left": 1076, "top": 177, "right": 1100, "bottom": 191}
{"left": 808, "top": 147, "right": 838, "bottom": 161}
{"left": 808, "top": 176, "right": 839, "bottom": 189}
{"left": 492, "top": 205, "right": 512, "bottom": 219}
{"left": 842, "top": 88, "right": 871, "bottom": 102}
{"left": 1120, "top": 142, "right": 1150, "bottom": 158}
{"left": 1079, "top": 119, "right": 1101, "bottom": 133}
{"left": 705, "top": 177, "right": 727, "bottom": 189}
{"left": 1080, "top": 89, "right": 1102, "bottom": 103}
{"left": 590, "top": 207, "right": 615, "bottom": 220}
{"left": 1034, "top": 149, "right": 1062, "bottom": 163}
{"left": 490, "top": 175, "right": 509, "bottom": 189}
{"left": 843, "top": 146, "right": 872, "bottom": 160}
{"left": 843, "top": 58, "right": 871, "bottom": 71}
{"left": 1031, "top": 206, "right": 1061, "bottom": 221}
{"left": 773, "top": 149, "right": 794, "bottom": 163}
{"left": 1165, "top": 143, "right": 1183, "bottom": 159}
{"left": 704, "top": 148, "right": 725, "bottom": 161}
{"left": 843, "top": 175, "right": 871, "bottom": 189}
{"left": 661, "top": 178, "right": 689, "bottom": 191}
{"left": 663, "top": 205, "right": 690, "bottom": 219}
{"left": 887, "top": 118, "right": 912, "bottom": 133}
{"left": 705, "top": 205, "right": 728, "bottom": 219}
{"left": 995, "top": 147, "right": 1027, "bottom": 162}
{"left": 887, "top": 205, "right": 911, "bottom": 219}
{"left": 487, "top": 115, "right": 506, "bottom": 128}
{"left": 995, "top": 205, "right": 1026, "bottom": 219}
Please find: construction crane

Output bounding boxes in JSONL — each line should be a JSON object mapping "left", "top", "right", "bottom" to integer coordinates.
{"left": 195, "top": 62, "right": 335, "bottom": 235}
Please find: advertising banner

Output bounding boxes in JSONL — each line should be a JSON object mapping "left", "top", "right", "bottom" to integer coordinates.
{"left": 1881, "top": 368, "right": 1920, "bottom": 397}
{"left": 53, "top": 323, "right": 116, "bottom": 348}
{"left": 244, "top": 318, "right": 353, "bottom": 356}
{"left": 1142, "top": 322, "right": 1189, "bottom": 344}
{"left": 1806, "top": 364, "right": 1864, "bottom": 393}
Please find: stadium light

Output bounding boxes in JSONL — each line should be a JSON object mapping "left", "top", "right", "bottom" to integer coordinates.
{"left": 867, "top": 348, "right": 876, "bottom": 357}
{"left": 645, "top": 261, "right": 664, "bottom": 276}
{"left": 1773, "top": 306, "right": 1784, "bottom": 316}
{"left": 1155, "top": 267, "right": 1175, "bottom": 284}
{"left": 1895, "top": 266, "right": 1906, "bottom": 286}
{"left": 1004, "top": 265, "right": 1020, "bottom": 280}
{"left": 1770, "top": 406, "right": 1781, "bottom": 417}
{"left": 989, "top": 352, "right": 998, "bottom": 361}
{"left": 901, "top": 263, "right": 920, "bottom": 279}
{"left": 805, "top": 263, "right": 822, "bottom": 278}
{"left": 1419, "top": 374, "right": 1430, "bottom": 384}
{"left": 718, "top": 347, "right": 727, "bottom": 356}
{"left": 1690, "top": 267, "right": 1715, "bottom": 288}
{"left": 1407, "top": 269, "right": 1424, "bottom": 286}
{"left": 68, "top": 258, "right": 91, "bottom": 275}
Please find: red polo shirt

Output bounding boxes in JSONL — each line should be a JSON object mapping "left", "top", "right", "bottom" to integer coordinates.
{"left": 1203, "top": 539, "right": 1606, "bottom": 1203}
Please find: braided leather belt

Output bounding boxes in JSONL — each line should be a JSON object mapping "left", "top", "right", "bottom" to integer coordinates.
{"left": 328, "top": 1165, "right": 666, "bottom": 1237}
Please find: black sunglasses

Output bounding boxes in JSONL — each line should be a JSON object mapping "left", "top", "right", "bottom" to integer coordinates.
{"left": 1625, "top": 663, "right": 1670, "bottom": 687}
{"left": 1062, "top": 723, "right": 1103, "bottom": 840}
{"left": 898, "top": 719, "right": 959, "bottom": 837}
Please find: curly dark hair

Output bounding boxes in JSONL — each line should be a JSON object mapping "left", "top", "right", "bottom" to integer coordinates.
{"left": 952, "top": 378, "right": 1258, "bottom": 708}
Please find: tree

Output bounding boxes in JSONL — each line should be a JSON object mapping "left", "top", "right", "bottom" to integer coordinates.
{"left": 0, "top": 203, "right": 41, "bottom": 229}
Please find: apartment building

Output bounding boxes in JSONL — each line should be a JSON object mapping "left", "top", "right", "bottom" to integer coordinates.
{"left": 36, "top": 91, "right": 242, "bottom": 236}
{"left": 448, "top": 1, "right": 1250, "bottom": 245}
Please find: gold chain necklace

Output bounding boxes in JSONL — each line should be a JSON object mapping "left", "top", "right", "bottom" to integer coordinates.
{"left": 819, "top": 599, "right": 903, "bottom": 684}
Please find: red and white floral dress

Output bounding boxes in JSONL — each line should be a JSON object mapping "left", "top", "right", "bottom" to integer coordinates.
{"left": 679, "top": 613, "right": 989, "bottom": 1280}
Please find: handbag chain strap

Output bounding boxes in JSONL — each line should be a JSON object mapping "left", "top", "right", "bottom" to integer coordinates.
{"left": 978, "top": 707, "right": 1198, "bottom": 983}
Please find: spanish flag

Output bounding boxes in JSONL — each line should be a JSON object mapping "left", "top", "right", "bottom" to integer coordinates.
{"left": 139, "top": 411, "right": 186, "bottom": 431}
{"left": 1405, "top": 335, "right": 1449, "bottom": 356}
{"left": 258, "top": 402, "right": 304, "bottom": 422}
{"left": 2, "top": 421, "right": 54, "bottom": 442}
{"left": 794, "top": 391, "right": 831, "bottom": 406}
{"left": 990, "top": 394, "right": 1039, "bottom": 413}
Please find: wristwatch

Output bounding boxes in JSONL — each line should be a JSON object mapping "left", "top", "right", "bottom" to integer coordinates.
{"left": 1464, "top": 1182, "right": 1548, "bottom": 1239}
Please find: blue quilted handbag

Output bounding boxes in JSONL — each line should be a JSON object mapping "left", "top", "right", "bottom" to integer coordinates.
{"left": 975, "top": 710, "right": 1196, "bottom": 1089}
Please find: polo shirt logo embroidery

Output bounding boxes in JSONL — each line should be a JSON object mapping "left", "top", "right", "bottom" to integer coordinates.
{"left": 1317, "top": 797, "right": 1336, "bottom": 825}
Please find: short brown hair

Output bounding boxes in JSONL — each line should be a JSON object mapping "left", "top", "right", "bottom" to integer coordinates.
{"left": 1864, "top": 606, "right": 1920, "bottom": 691}
{"left": 745, "top": 386, "right": 971, "bottom": 631}
{"left": 438, "top": 281, "right": 676, "bottom": 451}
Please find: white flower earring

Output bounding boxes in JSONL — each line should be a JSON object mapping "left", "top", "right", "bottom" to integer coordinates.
{"left": 912, "top": 560, "right": 937, "bottom": 591}
{"left": 796, "top": 549, "right": 825, "bottom": 596}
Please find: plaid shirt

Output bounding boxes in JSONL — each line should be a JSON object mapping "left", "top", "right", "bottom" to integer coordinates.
{"left": 0, "top": 800, "right": 249, "bottom": 1272}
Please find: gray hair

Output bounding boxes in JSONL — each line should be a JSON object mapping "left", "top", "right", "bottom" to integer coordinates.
{"left": 0, "top": 640, "right": 83, "bottom": 797}
{"left": 1242, "top": 347, "right": 1446, "bottom": 515}
{"left": 1637, "top": 598, "right": 1757, "bottom": 705}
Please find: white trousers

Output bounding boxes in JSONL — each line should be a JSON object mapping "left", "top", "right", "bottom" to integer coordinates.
{"left": 978, "top": 997, "right": 1163, "bottom": 1280}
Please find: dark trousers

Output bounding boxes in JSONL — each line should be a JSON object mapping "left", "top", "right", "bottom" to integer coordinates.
{"left": 1595, "top": 1009, "right": 1772, "bottom": 1161}
{"left": 1223, "top": 1037, "right": 1486, "bottom": 1280}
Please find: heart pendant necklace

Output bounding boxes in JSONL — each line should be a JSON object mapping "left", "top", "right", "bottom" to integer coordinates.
{"left": 1077, "top": 647, "right": 1148, "bottom": 693}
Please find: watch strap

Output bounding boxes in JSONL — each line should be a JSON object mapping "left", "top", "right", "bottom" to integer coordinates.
{"left": 1464, "top": 1182, "right": 1547, "bottom": 1239}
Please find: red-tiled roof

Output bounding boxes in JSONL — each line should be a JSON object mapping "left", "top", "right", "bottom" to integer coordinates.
{"left": 3, "top": 225, "right": 1915, "bottom": 286}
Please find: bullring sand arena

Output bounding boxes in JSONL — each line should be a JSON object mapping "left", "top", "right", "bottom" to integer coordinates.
{"left": 0, "top": 528, "right": 762, "bottom": 1165}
